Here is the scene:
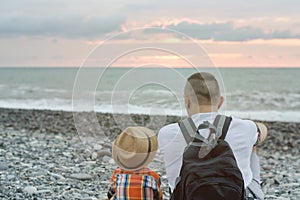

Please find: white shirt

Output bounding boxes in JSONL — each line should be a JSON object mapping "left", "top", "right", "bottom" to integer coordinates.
{"left": 158, "top": 112, "right": 258, "bottom": 191}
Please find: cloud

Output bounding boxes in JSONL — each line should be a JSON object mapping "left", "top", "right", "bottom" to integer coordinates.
{"left": 119, "top": 0, "right": 300, "bottom": 22}
{"left": 214, "top": 25, "right": 266, "bottom": 41}
{"left": 146, "top": 21, "right": 300, "bottom": 41}
{"left": 1, "top": 1, "right": 300, "bottom": 43}
{"left": 167, "top": 21, "right": 232, "bottom": 40}
{"left": 268, "top": 30, "right": 292, "bottom": 39}
{"left": 0, "top": 14, "right": 126, "bottom": 39}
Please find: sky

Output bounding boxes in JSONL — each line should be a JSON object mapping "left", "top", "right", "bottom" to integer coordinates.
{"left": 0, "top": 0, "right": 300, "bottom": 67}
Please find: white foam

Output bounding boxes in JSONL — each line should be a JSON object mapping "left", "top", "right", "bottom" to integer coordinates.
{"left": 224, "top": 110, "right": 300, "bottom": 122}
{"left": 93, "top": 104, "right": 187, "bottom": 116}
{"left": 0, "top": 99, "right": 74, "bottom": 112}
{"left": 1, "top": 99, "right": 299, "bottom": 122}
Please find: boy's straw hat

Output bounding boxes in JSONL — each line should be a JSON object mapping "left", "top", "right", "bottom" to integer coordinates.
{"left": 112, "top": 126, "right": 158, "bottom": 171}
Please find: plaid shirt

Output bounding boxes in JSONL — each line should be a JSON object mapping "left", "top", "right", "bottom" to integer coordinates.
{"left": 108, "top": 167, "right": 163, "bottom": 200}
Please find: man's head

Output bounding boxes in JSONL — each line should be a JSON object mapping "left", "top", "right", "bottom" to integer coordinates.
{"left": 184, "top": 72, "right": 224, "bottom": 116}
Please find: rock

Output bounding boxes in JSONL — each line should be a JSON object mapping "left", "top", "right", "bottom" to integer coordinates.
{"left": 83, "top": 149, "right": 92, "bottom": 158}
{"left": 69, "top": 173, "right": 93, "bottom": 180}
{"left": 0, "top": 163, "right": 8, "bottom": 171}
{"left": 109, "top": 158, "right": 115, "bottom": 164}
{"left": 102, "top": 143, "right": 112, "bottom": 149}
{"left": 23, "top": 186, "right": 37, "bottom": 195}
{"left": 7, "top": 174, "right": 15, "bottom": 180}
{"left": 102, "top": 155, "right": 111, "bottom": 162}
{"left": 97, "top": 150, "right": 111, "bottom": 158}
{"left": 262, "top": 165, "right": 273, "bottom": 170}
{"left": 62, "top": 152, "right": 72, "bottom": 157}
{"left": 274, "top": 178, "right": 281, "bottom": 185}
{"left": 73, "top": 193, "right": 82, "bottom": 199}
{"left": 91, "top": 152, "right": 98, "bottom": 160}
{"left": 281, "top": 183, "right": 300, "bottom": 187}
{"left": 33, "top": 170, "right": 48, "bottom": 176}
{"left": 93, "top": 144, "right": 102, "bottom": 151}
{"left": 36, "top": 189, "right": 51, "bottom": 194}
{"left": 48, "top": 172, "right": 65, "bottom": 180}
{"left": 276, "top": 197, "right": 290, "bottom": 200}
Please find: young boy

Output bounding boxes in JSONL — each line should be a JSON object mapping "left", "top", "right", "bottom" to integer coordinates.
{"left": 108, "top": 126, "right": 163, "bottom": 200}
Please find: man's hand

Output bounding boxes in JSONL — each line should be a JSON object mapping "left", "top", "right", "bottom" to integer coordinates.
{"left": 256, "top": 122, "right": 268, "bottom": 144}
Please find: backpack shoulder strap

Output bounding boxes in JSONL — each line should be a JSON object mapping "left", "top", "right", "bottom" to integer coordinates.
{"left": 178, "top": 118, "right": 196, "bottom": 144}
{"left": 179, "top": 118, "right": 211, "bottom": 145}
{"left": 213, "top": 115, "right": 232, "bottom": 140}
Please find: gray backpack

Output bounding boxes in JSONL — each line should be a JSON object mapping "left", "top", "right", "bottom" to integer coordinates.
{"left": 171, "top": 115, "right": 245, "bottom": 200}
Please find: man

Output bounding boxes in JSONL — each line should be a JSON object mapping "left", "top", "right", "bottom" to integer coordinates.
{"left": 158, "top": 72, "right": 267, "bottom": 199}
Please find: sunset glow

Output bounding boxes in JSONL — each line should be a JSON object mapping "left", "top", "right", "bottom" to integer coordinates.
{"left": 0, "top": 1, "right": 299, "bottom": 68}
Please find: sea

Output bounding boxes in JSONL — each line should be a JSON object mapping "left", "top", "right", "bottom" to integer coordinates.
{"left": 0, "top": 67, "right": 299, "bottom": 122}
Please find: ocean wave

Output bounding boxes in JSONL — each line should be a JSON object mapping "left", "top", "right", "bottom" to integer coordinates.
{"left": 3, "top": 84, "right": 299, "bottom": 111}
{"left": 0, "top": 98, "right": 299, "bottom": 122}
{"left": 224, "top": 110, "right": 300, "bottom": 123}
{"left": 0, "top": 99, "right": 73, "bottom": 112}
{"left": 0, "top": 85, "right": 299, "bottom": 122}
{"left": 0, "top": 84, "right": 70, "bottom": 100}
{"left": 225, "top": 91, "right": 300, "bottom": 111}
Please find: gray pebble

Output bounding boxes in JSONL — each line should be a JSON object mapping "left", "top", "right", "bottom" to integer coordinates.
{"left": 93, "top": 144, "right": 103, "bottom": 151}
{"left": 97, "top": 150, "right": 112, "bottom": 158}
{"left": 0, "top": 163, "right": 8, "bottom": 171}
{"left": 69, "top": 173, "right": 93, "bottom": 180}
{"left": 23, "top": 186, "right": 37, "bottom": 195}
{"left": 102, "top": 155, "right": 111, "bottom": 163}
{"left": 109, "top": 158, "right": 115, "bottom": 164}
{"left": 6, "top": 174, "right": 15, "bottom": 180}
{"left": 91, "top": 152, "right": 98, "bottom": 160}
{"left": 36, "top": 189, "right": 52, "bottom": 194}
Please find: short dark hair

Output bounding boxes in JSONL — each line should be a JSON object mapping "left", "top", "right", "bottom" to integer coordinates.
{"left": 184, "top": 72, "right": 220, "bottom": 105}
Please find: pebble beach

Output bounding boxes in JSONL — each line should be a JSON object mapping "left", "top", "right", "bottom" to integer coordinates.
{"left": 0, "top": 108, "right": 299, "bottom": 200}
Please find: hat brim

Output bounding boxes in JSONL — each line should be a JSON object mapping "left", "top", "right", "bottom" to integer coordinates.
{"left": 112, "top": 126, "right": 158, "bottom": 171}
{"left": 112, "top": 146, "right": 157, "bottom": 171}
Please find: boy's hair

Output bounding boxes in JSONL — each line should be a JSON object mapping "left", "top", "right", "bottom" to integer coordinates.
{"left": 184, "top": 72, "right": 221, "bottom": 105}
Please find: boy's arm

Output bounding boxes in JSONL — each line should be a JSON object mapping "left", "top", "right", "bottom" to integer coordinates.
{"left": 107, "top": 187, "right": 115, "bottom": 199}
{"left": 107, "top": 170, "right": 117, "bottom": 199}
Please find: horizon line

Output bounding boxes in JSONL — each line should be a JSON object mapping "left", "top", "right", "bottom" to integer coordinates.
{"left": 0, "top": 66, "right": 300, "bottom": 69}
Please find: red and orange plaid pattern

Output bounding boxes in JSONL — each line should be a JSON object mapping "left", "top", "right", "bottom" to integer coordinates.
{"left": 109, "top": 167, "right": 163, "bottom": 200}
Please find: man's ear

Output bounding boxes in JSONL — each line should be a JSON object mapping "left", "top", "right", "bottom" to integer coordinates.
{"left": 217, "top": 96, "right": 224, "bottom": 109}
{"left": 184, "top": 95, "right": 190, "bottom": 109}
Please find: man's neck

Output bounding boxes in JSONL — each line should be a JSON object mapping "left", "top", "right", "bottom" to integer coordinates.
{"left": 188, "top": 105, "right": 218, "bottom": 116}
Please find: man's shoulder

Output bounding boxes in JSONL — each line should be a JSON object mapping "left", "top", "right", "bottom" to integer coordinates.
{"left": 231, "top": 116, "right": 257, "bottom": 130}
{"left": 157, "top": 122, "right": 179, "bottom": 142}
{"left": 158, "top": 122, "right": 179, "bottom": 134}
{"left": 229, "top": 116, "right": 258, "bottom": 144}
